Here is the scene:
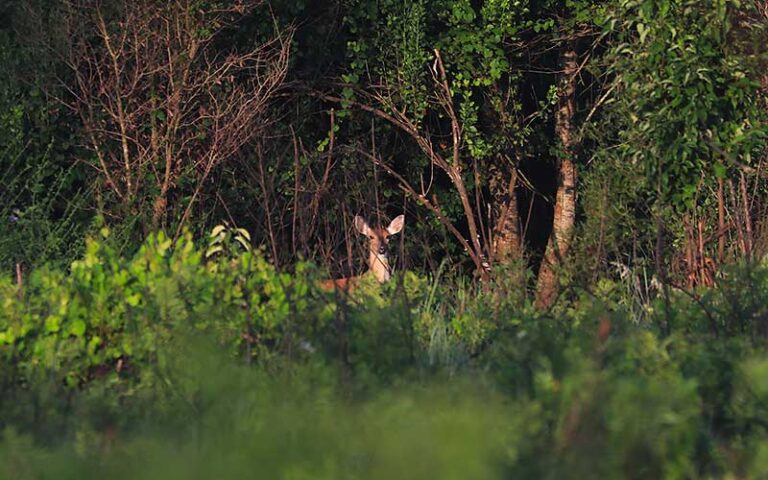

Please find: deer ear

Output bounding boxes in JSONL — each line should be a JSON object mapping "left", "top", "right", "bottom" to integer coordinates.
{"left": 354, "top": 215, "right": 371, "bottom": 235}
{"left": 386, "top": 214, "right": 405, "bottom": 235}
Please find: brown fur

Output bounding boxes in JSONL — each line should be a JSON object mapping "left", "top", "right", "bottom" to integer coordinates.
{"left": 319, "top": 214, "right": 404, "bottom": 293}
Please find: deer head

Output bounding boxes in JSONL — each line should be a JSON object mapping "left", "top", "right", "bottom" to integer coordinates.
{"left": 354, "top": 214, "right": 405, "bottom": 282}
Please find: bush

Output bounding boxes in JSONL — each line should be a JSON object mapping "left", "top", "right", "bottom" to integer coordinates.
{"left": 4, "top": 233, "right": 768, "bottom": 476}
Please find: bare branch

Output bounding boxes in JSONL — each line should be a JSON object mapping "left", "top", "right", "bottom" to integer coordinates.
{"left": 57, "top": 0, "right": 292, "bottom": 228}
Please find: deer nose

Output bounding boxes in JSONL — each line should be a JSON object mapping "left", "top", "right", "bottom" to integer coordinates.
{"left": 378, "top": 245, "right": 387, "bottom": 255}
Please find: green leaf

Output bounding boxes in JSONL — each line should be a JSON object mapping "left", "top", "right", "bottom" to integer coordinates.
{"left": 206, "top": 245, "right": 224, "bottom": 258}
{"left": 235, "top": 235, "right": 252, "bottom": 251}
{"left": 45, "top": 316, "right": 61, "bottom": 333}
{"left": 713, "top": 162, "right": 726, "bottom": 179}
{"left": 87, "top": 336, "right": 102, "bottom": 356}
{"left": 70, "top": 319, "right": 86, "bottom": 338}
{"left": 637, "top": 23, "right": 648, "bottom": 43}
{"left": 210, "top": 225, "right": 227, "bottom": 238}
{"left": 236, "top": 228, "right": 252, "bottom": 242}
{"left": 126, "top": 293, "right": 141, "bottom": 307}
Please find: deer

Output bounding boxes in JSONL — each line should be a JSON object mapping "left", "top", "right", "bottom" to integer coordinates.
{"left": 319, "top": 214, "right": 405, "bottom": 292}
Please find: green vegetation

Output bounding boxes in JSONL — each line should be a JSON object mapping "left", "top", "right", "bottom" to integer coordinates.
{"left": 1, "top": 0, "right": 768, "bottom": 477}
{"left": 2, "top": 234, "right": 768, "bottom": 477}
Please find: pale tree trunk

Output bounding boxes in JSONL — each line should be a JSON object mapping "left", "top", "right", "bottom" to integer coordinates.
{"left": 491, "top": 164, "right": 522, "bottom": 262}
{"left": 536, "top": 43, "right": 578, "bottom": 308}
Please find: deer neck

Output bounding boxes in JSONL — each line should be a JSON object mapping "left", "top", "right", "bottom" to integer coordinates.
{"left": 368, "top": 251, "right": 392, "bottom": 283}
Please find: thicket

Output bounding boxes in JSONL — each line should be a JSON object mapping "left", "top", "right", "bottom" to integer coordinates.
{"left": 2, "top": 0, "right": 768, "bottom": 477}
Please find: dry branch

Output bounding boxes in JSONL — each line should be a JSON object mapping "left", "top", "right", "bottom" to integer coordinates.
{"left": 312, "top": 49, "right": 493, "bottom": 279}
{"left": 59, "top": 0, "right": 292, "bottom": 229}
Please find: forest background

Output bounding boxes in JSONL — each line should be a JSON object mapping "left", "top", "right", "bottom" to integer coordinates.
{"left": 2, "top": 0, "right": 768, "bottom": 478}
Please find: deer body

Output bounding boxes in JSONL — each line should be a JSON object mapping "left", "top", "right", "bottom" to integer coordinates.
{"left": 320, "top": 214, "right": 405, "bottom": 292}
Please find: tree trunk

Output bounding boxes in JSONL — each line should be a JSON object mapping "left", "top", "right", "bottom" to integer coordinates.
{"left": 152, "top": 193, "right": 167, "bottom": 230}
{"left": 760, "top": 2, "right": 768, "bottom": 114}
{"left": 491, "top": 164, "right": 522, "bottom": 262}
{"left": 536, "top": 43, "right": 578, "bottom": 308}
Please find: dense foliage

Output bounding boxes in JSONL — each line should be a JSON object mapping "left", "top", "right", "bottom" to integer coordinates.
{"left": 3, "top": 235, "right": 768, "bottom": 477}
{"left": 2, "top": 0, "right": 768, "bottom": 476}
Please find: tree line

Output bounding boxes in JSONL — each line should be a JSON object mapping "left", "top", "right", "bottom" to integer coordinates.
{"left": 1, "top": 0, "right": 766, "bottom": 302}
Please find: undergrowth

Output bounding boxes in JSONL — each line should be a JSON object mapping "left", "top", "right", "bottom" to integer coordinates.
{"left": 2, "top": 232, "right": 768, "bottom": 478}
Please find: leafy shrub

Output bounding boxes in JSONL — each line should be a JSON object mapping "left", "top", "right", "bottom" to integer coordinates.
{"left": 6, "top": 233, "right": 768, "bottom": 476}
{"left": 0, "top": 229, "right": 331, "bottom": 436}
